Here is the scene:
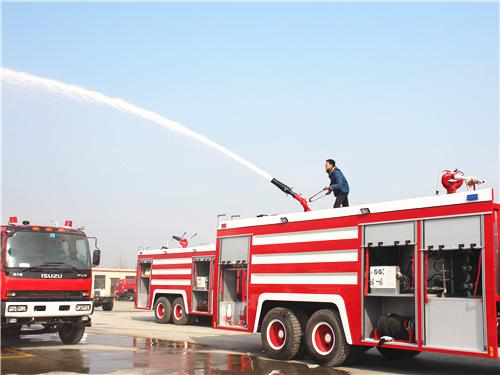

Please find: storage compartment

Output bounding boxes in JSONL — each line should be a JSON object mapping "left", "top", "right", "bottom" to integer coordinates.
{"left": 366, "top": 245, "right": 415, "bottom": 296}
{"left": 137, "top": 260, "right": 151, "bottom": 308}
{"left": 218, "top": 236, "right": 250, "bottom": 328}
{"left": 422, "top": 215, "right": 486, "bottom": 352}
{"left": 364, "top": 296, "right": 416, "bottom": 342}
{"left": 362, "top": 232, "right": 417, "bottom": 343}
{"left": 192, "top": 290, "right": 210, "bottom": 312}
{"left": 425, "top": 249, "right": 482, "bottom": 298}
{"left": 191, "top": 257, "right": 213, "bottom": 313}
{"left": 218, "top": 265, "right": 248, "bottom": 328}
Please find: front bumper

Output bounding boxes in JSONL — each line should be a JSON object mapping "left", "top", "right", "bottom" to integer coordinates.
{"left": 2, "top": 300, "right": 93, "bottom": 318}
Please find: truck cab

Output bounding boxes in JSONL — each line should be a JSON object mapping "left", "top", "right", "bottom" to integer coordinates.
{"left": 1, "top": 217, "right": 100, "bottom": 344}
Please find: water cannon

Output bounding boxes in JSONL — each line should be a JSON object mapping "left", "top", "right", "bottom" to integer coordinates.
{"left": 271, "top": 178, "right": 311, "bottom": 212}
{"left": 172, "top": 232, "right": 198, "bottom": 248}
{"left": 437, "top": 169, "right": 486, "bottom": 194}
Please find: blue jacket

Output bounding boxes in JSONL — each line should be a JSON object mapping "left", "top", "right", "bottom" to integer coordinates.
{"left": 329, "top": 167, "right": 349, "bottom": 196}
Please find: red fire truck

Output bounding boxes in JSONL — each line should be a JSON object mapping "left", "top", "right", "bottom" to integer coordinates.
{"left": 1, "top": 217, "right": 101, "bottom": 344}
{"left": 113, "top": 277, "right": 137, "bottom": 301}
{"left": 136, "top": 185, "right": 500, "bottom": 367}
{"left": 136, "top": 244, "right": 216, "bottom": 324}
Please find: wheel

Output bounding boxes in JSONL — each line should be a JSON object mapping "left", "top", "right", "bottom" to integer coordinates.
{"left": 291, "top": 308, "right": 309, "bottom": 359}
{"left": 377, "top": 347, "right": 420, "bottom": 360}
{"left": 102, "top": 300, "right": 114, "bottom": 311}
{"left": 58, "top": 324, "right": 86, "bottom": 344}
{"left": 154, "top": 297, "right": 172, "bottom": 324}
{"left": 305, "top": 309, "right": 352, "bottom": 367}
{"left": 261, "top": 307, "right": 303, "bottom": 360}
{"left": 1, "top": 325, "right": 21, "bottom": 338}
{"left": 172, "top": 297, "right": 190, "bottom": 325}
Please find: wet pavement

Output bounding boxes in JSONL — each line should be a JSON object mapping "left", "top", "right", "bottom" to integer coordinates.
{"left": 2, "top": 303, "right": 500, "bottom": 374}
{"left": 1, "top": 333, "right": 345, "bottom": 375}
{"left": 3, "top": 332, "right": 500, "bottom": 375}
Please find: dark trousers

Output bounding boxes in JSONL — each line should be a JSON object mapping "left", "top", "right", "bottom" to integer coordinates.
{"left": 334, "top": 193, "right": 349, "bottom": 208}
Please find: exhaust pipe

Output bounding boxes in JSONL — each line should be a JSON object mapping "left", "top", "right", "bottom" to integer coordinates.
{"left": 271, "top": 178, "right": 311, "bottom": 212}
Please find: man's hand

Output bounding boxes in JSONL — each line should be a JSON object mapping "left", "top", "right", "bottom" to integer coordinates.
{"left": 324, "top": 186, "right": 332, "bottom": 195}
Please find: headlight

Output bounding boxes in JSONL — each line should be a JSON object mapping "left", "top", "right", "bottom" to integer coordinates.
{"left": 76, "top": 304, "right": 91, "bottom": 311}
{"left": 7, "top": 305, "right": 27, "bottom": 312}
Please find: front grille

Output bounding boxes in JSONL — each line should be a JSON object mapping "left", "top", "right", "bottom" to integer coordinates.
{"left": 9, "top": 290, "right": 87, "bottom": 301}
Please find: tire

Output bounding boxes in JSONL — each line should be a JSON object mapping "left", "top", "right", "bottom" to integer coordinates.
{"left": 261, "top": 307, "right": 303, "bottom": 360}
{"left": 291, "top": 308, "right": 309, "bottom": 359}
{"left": 377, "top": 347, "right": 420, "bottom": 360}
{"left": 58, "top": 324, "right": 86, "bottom": 344}
{"left": 305, "top": 309, "right": 351, "bottom": 367}
{"left": 154, "top": 297, "right": 172, "bottom": 324}
{"left": 1, "top": 325, "right": 21, "bottom": 338}
{"left": 172, "top": 297, "right": 190, "bottom": 325}
{"left": 102, "top": 300, "right": 114, "bottom": 311}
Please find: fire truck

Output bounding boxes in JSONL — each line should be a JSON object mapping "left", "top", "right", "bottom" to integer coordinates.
{"left": 136, "top": 174, "right": 500, "bottom": 367}
{"left": 113, "top": 277, "right": 137, "bottom": 301}
{"left": 1, "top": 217, "right": 101, "bottom": 344}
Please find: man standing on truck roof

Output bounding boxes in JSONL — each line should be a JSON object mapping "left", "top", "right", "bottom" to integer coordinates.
{"left": 325, "top": 159, "right": 350, "bottom": 208}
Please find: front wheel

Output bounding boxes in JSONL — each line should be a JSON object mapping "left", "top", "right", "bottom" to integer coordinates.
{"left": 305, "top": 309, "right": 352, "bottom": 367}
{"left": 102, "top": 300, "right": 114, "bottom": 311}
{"left": 59, "top": 324, "right": 86, "bottom": 344}
{"left": 1, "top": 325, "right": 21, "bottom": 338}
{"left": 261, "top": 307, "right": 303, "bottom": 360}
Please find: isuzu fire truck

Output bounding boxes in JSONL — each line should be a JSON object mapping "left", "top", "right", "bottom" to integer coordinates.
{"left": 1, "top": 217, "right": 101, "bottom": 344}
{"left": 136, "top": 184, "right": 500, "bottom": 367}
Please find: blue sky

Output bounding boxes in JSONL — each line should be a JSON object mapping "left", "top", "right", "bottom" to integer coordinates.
{"left": 2, "top": 2, "right": 498, "bottom": 267}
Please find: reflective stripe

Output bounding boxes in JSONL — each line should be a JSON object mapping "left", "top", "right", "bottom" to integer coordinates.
{"left": 250, "top": 272, "right": 358, "bottom": 285}
{"left": 151, "top": 279, "right": 191, "bottom": 286}
{"left": 153, "top": 258, "right": 192, "bottom": 265}
{"left": 251, "top": 249, "right": 358, "bottom": 264}
{"left": 252, "top": 227, "right": 358, "bottom": 246}
{"left": 152, "top": 268, "right": 192, "bottom": 275}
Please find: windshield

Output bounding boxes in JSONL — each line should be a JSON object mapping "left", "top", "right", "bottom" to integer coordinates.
{"left": 5, "top": 230, "right": 91, "bottom": 269}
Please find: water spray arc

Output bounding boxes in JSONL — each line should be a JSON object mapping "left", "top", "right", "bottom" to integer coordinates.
{"left": 2, "top": 68, "right": 311, "bottom": 211}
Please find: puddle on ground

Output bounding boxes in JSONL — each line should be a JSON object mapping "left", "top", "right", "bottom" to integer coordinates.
{"left": 1, "top": 334, "right": 348, "bottom": 375}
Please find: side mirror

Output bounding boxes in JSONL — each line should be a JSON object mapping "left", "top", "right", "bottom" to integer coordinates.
{"left": 92, "top": 249, "right": 101, "bottom": 266}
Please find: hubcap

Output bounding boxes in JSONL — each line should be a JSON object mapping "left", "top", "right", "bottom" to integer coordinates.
{"left": 267, "top": 319, "right": 286, "bottom": 350}
{"left": 157, "top": 303, "right": 164, "bottom": 319}
{"left": 312, "top": 322, "right": 335, "bottom": 355}
{"left": 174, "top": 304, "right": 182, "bottom": 320}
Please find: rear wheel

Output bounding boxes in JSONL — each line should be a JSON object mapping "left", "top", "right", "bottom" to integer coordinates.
{"left": 154, "top": 297, "right": 172, "bottom": 324}
{"left": 305, "top": 309, "right": 352, "bottom": 367}
{"left": 261, "top": 307, "right": 303, "bottom": 360}
{"left": 172, "top": 297, "right": 190, "bottom": 325}
{"left": 59, "top": 324, "right": 86, "bottom": 344}
{"left": 291, "top": 308, "right": 309, "bottom": 359}
{"left": 377, "top": 347, "right": 420, "bottom": 360}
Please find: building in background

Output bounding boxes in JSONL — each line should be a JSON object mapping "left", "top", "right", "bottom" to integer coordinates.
{"left": 92, "top": 267, "right": 135, "bottom": 311}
